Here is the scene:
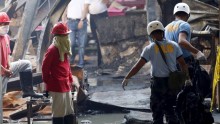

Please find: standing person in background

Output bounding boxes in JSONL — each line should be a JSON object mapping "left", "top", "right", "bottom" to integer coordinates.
{"left": 84, "top": 0, "right": 110, "bottom": 67}
{"left": 165, "top": 2, "right": 206, "bottom": 68}
{"left": 146, "top": 0, "right": 161, "bottom": 24}
{"left": 62, "top": 0, "right": 88, "bottom": 68}
{"left": 0, "top": 12, "right": 43, "bottom": 98}
{"left": 122, "top": 21, "right": 190, "bottom": 124}
{"left": 42, "top": 22, "right": 76, "bottom": 124}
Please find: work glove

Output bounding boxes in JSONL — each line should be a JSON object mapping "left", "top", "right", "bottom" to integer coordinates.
{"left": 185, "top": 79, "right": 192, "bottom": 86}
{"left": 122, "top": 78, "right": 129, "bottom": 90}
{"left": 195, "top": 51, "right": 206, "bottom": 60}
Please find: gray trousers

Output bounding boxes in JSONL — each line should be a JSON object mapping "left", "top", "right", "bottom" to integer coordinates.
{"left": 1, "top": 60, "right": 32, "bottom": 94}
{"left": 50, "top": 91, "right": 74, "bottom": 117}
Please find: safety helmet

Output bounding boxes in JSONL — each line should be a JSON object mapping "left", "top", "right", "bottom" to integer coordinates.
{"left": 51, "top": 22, "right": 71, "bottom": 35}
{"left": 173, "top": 3, "right": 190, "bottom": 15}
{"left": 147, "top": 21, "right": 164, "bottom": 35}
{"left": 0, "top": 12, "right": 11, "bottom": 23}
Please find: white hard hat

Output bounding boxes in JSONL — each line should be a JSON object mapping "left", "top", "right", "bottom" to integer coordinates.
{"left": 173, "top": 3, "right": 190, "bottom": 15}
{"left": 147, "top": 21, "right": 164, "bottom": 35}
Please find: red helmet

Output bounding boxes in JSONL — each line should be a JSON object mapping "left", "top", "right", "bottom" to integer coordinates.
{"left": 51, "top": 22, "right": 71, "bottom": 35}
{"left": 0, "top": 12, "right": 10, "bottom": 23}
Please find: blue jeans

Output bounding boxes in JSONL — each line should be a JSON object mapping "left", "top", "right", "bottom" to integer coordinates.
{"left": 67, "top": 19, "right": 87, "bottom": 67}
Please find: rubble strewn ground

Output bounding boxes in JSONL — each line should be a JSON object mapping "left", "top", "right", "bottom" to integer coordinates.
{"left": 3, "top": 38, "right": 220, "bottom": 123}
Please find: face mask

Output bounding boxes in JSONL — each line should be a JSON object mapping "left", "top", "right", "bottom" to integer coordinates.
{"left": 56, "top": 35, "right": 70, "bottom": 44}
{"left": 0, "top": 25, "right": 9, "bottom": 36}
{"left": 54, "top": 35, "right": 71, "bottom": 52}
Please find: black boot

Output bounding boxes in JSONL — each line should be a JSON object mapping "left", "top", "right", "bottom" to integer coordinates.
{"left": 53, "top": 117, "right": 64, "bottom": 124}
{"left": 19, "top": 71, "right": 43, "bottom": 98}
{"left": 64, "top": 114, "right": 77, "bottom": 124}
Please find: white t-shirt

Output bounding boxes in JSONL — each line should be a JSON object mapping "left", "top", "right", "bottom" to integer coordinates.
{"left": 67, "top": 0, "right": 85, "bottom": 19}
{"left": 85, "top": 0, "right": 108, "bottom": 14}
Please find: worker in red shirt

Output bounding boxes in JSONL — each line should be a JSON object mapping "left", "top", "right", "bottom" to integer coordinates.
{"left": 0, "top": 12, "right": 42, "bottom": 98}
{"left": 42, "top": 22, "right": 76, "bottom": 124}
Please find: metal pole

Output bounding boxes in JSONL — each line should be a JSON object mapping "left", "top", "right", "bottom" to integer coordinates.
{"left": 27, "top": 101, "right": 33, "bottom": 124}
{"left": 0, "top": 36, "right": 3, "bottom": 124}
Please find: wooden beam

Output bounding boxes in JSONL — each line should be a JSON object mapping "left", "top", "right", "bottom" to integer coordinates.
{"left": 9, "top": 104, "right": 47, "bottom": 120}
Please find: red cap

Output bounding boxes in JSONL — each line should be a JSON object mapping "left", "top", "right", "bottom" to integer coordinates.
{"left": 51, "top": 22, "right": 71, "bottom": 35}
{"left": 0, "top": 12, "right": 11, "bottom": 23}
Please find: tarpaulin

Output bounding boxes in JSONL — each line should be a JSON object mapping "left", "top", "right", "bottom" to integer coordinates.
{"left": 211, "top": 46, "right": 220, "bottom": 110}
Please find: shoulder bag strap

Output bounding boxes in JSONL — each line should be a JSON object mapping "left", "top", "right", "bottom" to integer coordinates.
{"left": 154, "top": 40, "right": 171, "bottom": 72}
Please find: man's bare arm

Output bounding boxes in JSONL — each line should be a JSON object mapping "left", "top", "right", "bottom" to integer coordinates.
{"left": 178, "top": 56, "right": 189, "bottom": 77}
{"left": 81, "top": 4, "right": 90, "bottom": 21}
{"left": 178, "top": 32, "right": 199, "bottom": 55}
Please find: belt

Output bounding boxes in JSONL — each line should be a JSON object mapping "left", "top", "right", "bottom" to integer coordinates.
{"left": 153, "top": 76, "right": 169, "bottom": 80}
{"left": 67, "top": 18, "right": 81, "bottom": 21}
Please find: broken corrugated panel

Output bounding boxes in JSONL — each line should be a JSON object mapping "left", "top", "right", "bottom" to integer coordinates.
{"left": 15, "top": 0, "right": 27, "bottom": 10}
{"left": 12, "top": 0, "right": 41, "bottom": 60}
{"left": 31, "top": 0, "right": 58, "bottom": 32}
{"left": 36, "top": 0, "right": 70, "bottom": 70}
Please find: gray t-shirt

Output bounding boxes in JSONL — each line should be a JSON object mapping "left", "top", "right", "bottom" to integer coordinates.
{"left": 141, "top": 39, "right": 183, "bottom": 77}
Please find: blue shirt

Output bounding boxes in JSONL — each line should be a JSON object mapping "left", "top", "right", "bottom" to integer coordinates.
{"left": 165, "top": 20, "right": 192, "bottom": 58}
{"left": 141, "top": 40, "right": 183, "bottom": 77}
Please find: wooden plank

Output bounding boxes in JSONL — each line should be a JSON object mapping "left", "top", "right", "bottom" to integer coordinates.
{"left": 9, "top": 104, "right": 47, "bottom": 120}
